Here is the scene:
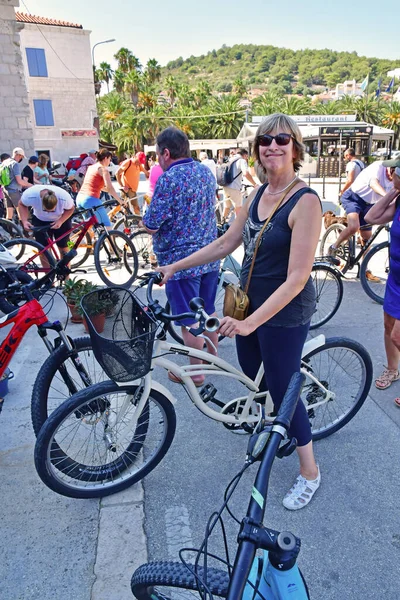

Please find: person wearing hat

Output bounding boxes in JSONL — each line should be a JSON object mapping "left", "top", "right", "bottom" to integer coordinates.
{"left": 1, "top": 147, "right": 33, "bottom": 220}
{"left": 21, "top": 156, "right": 41, "bottom": 185}
{"left": 328, "top": 159, "right": 395, "bottom": 281}
{"left": 75, "top": 150, "right": 97, "bottom": 180}
{"left": 364, "top": 159, "right": 400, "bottom": 405}
{"left": 116, "top": 151, "right": 148, "bottom": 215}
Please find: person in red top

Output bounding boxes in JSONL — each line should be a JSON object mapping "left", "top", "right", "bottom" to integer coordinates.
{"left": 76, "top": 149, "right": 122, "bottom": 226}
{"left": 116, "top": 151, "right": 148, "bottom": 215}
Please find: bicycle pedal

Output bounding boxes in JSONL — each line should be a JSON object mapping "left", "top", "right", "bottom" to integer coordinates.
{"left": 200, "top": 383, "right": 224, "bottom": 408}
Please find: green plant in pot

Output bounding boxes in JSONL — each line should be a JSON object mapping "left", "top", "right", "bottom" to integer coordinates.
{"left": 63, "top": 277, "right": 87, "bottom": 323}
{"left": 77, "top": 283, "right": 118, "bottom": 334}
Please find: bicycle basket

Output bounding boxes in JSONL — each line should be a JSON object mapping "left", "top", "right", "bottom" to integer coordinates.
{"left": 81, "top": 288, "right": 157, "bottom": 382}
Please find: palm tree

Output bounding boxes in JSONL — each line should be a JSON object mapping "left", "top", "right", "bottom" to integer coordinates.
{"left": 382, "top": 101, "right": 400, "bottom": 148}
{"left": 252, "top": 91, "right": 281, "bottom": 116}
{"left": 175, "top": 83, "right": 194, "bottom": 108}
{"left": 145, "top": 59, "right": 161, "bottom": 84}
{"left": 138, "top": 82, "right": 158, "bottom": 110}
{"left": 279, "top": 96, "right": 311, "bottom": 115}
{"left": 312, "top": 100, "right": 342, "bottom": 115}
{"left": 164, "top": 74, "right": 177, "bottom": 106}
{"left": 233, "top": 78, "right": 247, "bottom": 98}
{"left": 208, "top": 95, "right": 245, "bottom": 138}
{"left": 193, "top": 81, "right": 212, "bottom": 110}
{"left": 113, "top": 69, "right": 126, "bottom": 94}
{"left": 114, "top": 47, "right": 133, "bottom": 73}
{"left": 124, "top": 70, "right": 142, "bottom": 107}
{"left": 127, "top": 54, "right": 142, "bottom": 73}
{"left": 97, "top": 91, "right": 127, "bottom": 141}
{"left": 98, "top": 62, "right": 114, "bottom": 93}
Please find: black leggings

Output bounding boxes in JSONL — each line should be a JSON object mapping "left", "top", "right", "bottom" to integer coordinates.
{"left": 236, "top": 321, "right": 312, "bottom": 447}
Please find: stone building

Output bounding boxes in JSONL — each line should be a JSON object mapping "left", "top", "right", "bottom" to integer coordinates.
{"left": 0, "top": 0, "right": 34, "bottom": 157}
{"left": 16, "top": 11, "right": 98, "bottom": 164}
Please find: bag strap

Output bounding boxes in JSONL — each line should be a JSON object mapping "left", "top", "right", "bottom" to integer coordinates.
{"left": 243, "top": 178, "right": 299, "bottom": 295}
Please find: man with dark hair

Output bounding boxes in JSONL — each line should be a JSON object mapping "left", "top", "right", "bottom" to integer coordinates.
{"left": 222, "top": 147, "right": 256, "bottom": 219}
{"left": 339, "top": 148, "right": 364, "bottom": 196}
{"left": 143, "top": 126, "right": 219, "bottom": 386}
{"left": 22, "top": 156, "right": 40, "bottom": 185}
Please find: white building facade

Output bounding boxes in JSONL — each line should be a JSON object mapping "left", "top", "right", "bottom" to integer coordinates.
{"left": 17, "top": 12, "right": 98, "bottom": 164}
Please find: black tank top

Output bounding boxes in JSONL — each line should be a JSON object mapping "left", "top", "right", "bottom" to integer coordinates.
{"left": 240, "top": 183, "right": 321, "bottom": 327}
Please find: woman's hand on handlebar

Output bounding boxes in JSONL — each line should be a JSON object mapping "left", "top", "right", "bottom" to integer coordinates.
{"left": 156, "top": 264, "right": 176, "bottom": 285}
{"left": 218, "top": 316, "right": 255, "bottom": 338}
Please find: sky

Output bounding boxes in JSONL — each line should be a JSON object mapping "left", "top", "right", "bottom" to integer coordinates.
{"left": 20, "top": 0, "right": 400, "bottom": 73}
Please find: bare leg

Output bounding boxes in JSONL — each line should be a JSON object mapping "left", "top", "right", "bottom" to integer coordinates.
{"left": 181, "top": 317, "right": 219, "bottom": 383}
{"left": 332, "top": 212, "right": 360, "bottom": 249}
{"left": 6, "top": 207, "right": 14, "bottom": 220}
{"left": 387, "top": 314, "right": 400, "bottom": 370}
{"left": 297, "top": 441, "right": 319, "bottom": 480}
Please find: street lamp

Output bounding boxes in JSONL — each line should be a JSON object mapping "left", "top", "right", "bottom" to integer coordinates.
{"left": 91, "top": 38, "right": 116, "bottom": 67}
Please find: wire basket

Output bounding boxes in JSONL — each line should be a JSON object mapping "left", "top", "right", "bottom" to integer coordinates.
{"left": 81, "top": 288, "right": 158, "bottom": 383}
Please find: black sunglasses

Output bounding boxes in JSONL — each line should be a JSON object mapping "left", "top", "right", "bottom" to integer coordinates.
{"left": 257, "top": 133, "right": 293, "bottom": 147}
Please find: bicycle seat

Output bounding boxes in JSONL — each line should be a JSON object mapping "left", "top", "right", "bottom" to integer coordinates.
{"left": 30, "top": 225, "right": 52, "bottom": 233}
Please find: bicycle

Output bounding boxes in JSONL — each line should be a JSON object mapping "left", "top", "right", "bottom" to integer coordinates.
{"left": 131, "top": 373, "right": 310, "bottom": 599}
{"left": 320, "top": 222, "right": 390, "bottom": 304}
{"left": 0, "top": 249, "right": 107, "bottom": 423}
{"left": 2, "top": 201, "right": 139, "bottom": 290}
{"left": 33, "top": 272, "right": 372, "bottom": 499}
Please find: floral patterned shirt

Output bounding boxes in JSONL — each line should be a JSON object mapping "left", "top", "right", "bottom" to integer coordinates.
{"left": 143, "top": 158, "right": 219, "bottom": 280}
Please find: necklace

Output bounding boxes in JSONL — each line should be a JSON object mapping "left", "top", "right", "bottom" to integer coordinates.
{"left": 266, "top": 175, "right": 299, "bottom": 195}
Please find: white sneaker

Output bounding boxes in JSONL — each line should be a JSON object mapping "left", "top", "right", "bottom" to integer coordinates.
{"left": 282, "top": 466, "right": 321, "bottom": 511}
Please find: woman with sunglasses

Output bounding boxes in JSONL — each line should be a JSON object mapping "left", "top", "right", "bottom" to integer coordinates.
{"left": 157, "top": 114, "right": 323, "bottom": 510}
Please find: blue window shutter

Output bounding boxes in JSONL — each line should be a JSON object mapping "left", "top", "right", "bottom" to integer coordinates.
{"left": 26, "top": 48, "right": 38, "bottom": 76}
{"left": 26, "top": 48, "right": 48, "bottom": 77}
{"left": 34, "top": 100, "right": 54, "bottom": 126}
{"left": 36, "top": 49, "right": 48, "bottom": 77}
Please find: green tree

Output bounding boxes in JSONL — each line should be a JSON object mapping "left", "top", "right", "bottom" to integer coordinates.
{"left": 124, "top": 70, "right": 142, "bottom": 107}
{"left": 233, "top": 78, "right": 247, "bottom": 97}
{"left": 164, "top": 74, "right": 178, "bottom": 105}
{"left": 98, "top": 62, "right": 114, "bottom": 93}
{"left": 382, "top": 101, "right": 400, "bottom": 148}
{"left": 252, "top": 91, "right": 281, "bottom": 116}
{"left": 207, "top": 95, "right": 244, "bottom": 138}
{"left": 145, "top": 59, "right": 161, "bottom": 84}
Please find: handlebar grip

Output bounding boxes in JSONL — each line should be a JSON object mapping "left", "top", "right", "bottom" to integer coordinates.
{"left": 274, "top": 372, "right": 305, "bottom": 430}
{"left": 189, "top": 297, "right": 205, "bottom": 311}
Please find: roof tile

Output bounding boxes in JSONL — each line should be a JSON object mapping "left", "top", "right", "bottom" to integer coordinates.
{"left": 15, "top": 12, "right": 83, "bottom": 29}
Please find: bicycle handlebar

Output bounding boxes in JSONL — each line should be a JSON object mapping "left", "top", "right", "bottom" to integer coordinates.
{"left": 140, "top": 272, "right": 220, "bottom": 334}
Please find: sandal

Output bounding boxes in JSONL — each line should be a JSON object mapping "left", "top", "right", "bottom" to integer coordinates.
{"left": 167, "top": 371, "right": 205, "bottom": 388}
{"left": 282, "top": 466, "right": 321, "bottom": 511}
{"left": 375, "top": 367, "right": 400, "bottom": 390}
{"left": 394, "top": 398, "right": 400, "bottom": 408}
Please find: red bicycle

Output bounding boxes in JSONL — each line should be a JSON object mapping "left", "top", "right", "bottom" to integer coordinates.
{"left": 0, "top": 250, "right": 107, "bottom": 428}
{"left": 2, "top": 201, "right": 139, "bottom": 293}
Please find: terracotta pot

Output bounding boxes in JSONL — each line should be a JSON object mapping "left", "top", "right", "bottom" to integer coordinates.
{"left": 67, "top": 301, "right": 83, "bottom": 324}
{"left": 83, "top": 312, "right": 106, "bottom": 334}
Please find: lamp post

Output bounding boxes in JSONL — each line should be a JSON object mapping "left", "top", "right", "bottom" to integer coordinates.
{"left": 91, "top": 38, "right": 116, "bottom": 68}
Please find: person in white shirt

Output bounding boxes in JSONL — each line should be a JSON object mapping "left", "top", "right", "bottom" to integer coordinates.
{"left": 18, "top": 184, "right": 75, "bottom": 258}
{"left": 222, "top": 148, "right": 256, "bottom": 218}
{"left": 199, "top": 151, "right": 218, "bottom": 200}
{"left": 339, "top": 148, "right": 364, "bottom": 196}
{"left": 328, "top": 160, "right": 394, "bottom": 280}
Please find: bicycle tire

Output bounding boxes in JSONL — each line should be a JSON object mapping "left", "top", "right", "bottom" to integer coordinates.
{"left": 310, "top": 263, "right": 343, "bottom": 329}
{"left": 319, "top": 223, "right": 351, "bottom": 268}
{"left": 94, "top": 229, "right": 139, "bottom": 288}
{"left": 129, "top": 228, "right": 154, "bottom": 268}
{"left": 69, "top": 227, "right": 92, "bottom": 268}
{"left": 31, "top": 336, "right": 108, "bottom": 436}
{"left": 3, "top": 238, "right": 56, "bottom": 280}
{"left": 0, "top": 269, "right": 34, "bottom": 313}
{"left": 0, "top": 218, "right": 24, "bottom": 249}
{"left": 165, "top": 280, "right": 229, "bottom": 345}
{"left": 34, "top": 380, "right": 176, "bottom": 498}
{"left": 359, "top": 241, "right": 389, "bottom": 305}
{"left": 301, "top": 337, "right": 372, "bottom": 440}
{"left": 131, "top": 561, "right": 229, "bottom": 599}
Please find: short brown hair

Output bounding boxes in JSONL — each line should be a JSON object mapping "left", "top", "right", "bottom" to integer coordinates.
{"left": 42, "top": 190, "right": 58, "bottom": 211}
{"left": 38, "top": 153, "right": 49, "bottom": 168}
{"left": 96, "top": 148, "right": 112, "bottom": 162}
{"left": 253, "top": 113, "right": 305, "bottom": 173}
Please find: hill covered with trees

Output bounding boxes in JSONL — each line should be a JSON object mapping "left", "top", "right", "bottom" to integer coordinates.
{"left": 163, "top": 43, "right": 399, "bottom": 95}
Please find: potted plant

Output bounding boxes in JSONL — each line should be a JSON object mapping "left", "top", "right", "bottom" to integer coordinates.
{"left": 77, "top": 282, "right": 118, "bottom": 334}
{"left": 63, "top": 277, "right": 86, "bottom": 323}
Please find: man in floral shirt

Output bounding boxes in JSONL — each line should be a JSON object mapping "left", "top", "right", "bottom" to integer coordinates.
{"left": 143, "top": 126, "right": 219, "bottom": 386}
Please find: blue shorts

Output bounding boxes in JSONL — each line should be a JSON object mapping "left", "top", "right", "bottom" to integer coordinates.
{"left": 166, "top": 270, "right": 219, "bottom": 326}
{"left": 76, "top": 194, "right": 111, "bottom": 227}
{"left": 341, "top": 190, "right": 372, "bottom": 230}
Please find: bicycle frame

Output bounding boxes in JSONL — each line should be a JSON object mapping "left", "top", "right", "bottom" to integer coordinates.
{"left": 114, "top": 334, "right": 330, "bottom": 429}
{"left": 343, "top": 224, "right": 389, "bottom": 273}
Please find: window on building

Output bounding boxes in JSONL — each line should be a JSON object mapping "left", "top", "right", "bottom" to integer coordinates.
{"left": 26, "top": 48, "right": 48, "bottom": 77}
{"left": 33, "top": 100, "right": 54, "bottom": 127}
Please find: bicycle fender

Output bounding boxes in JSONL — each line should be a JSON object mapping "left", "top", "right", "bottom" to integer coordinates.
{"left": 302, "top": 334, "right": 325, "bottom": 357}
{"left": 114, "top": 379, "right": 177, "bottom": 405}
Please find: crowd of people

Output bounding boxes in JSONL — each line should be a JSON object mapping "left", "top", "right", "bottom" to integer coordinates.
{"left": 1, "top": 116, "right": 400, "bottom": 511}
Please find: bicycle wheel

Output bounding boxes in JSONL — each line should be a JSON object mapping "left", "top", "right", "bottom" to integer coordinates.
{"left": 0, "top": 218, "right": 23, "bottom": 246}
{"left": 69, "top": 226, "right": 93, "bottom": 268}
{"left": 130, "top": 228, "right": 155, "bottom": 268}
{"left": 165, "top": 280, "right": 229, "bottom": 345}
{"left": 319, "top": 223, "right": 351, "bottom": 268}
{"left": 301, "top": 337, "right": 372, "bottom": 440}
{"left": 131, "top": 562, "right": 229, "bottom": 599}
{"left": 34, "top": 380, "right": 176, "bottom": 498}
{"left": 114, "top": 214, "right": 142, "bottom": 236}
{"left": 94, "top": 230, "right": 139, "bottom": 288}
{"left": 359, "top": 241, "right": 389, "bottom": 305}
{"left": 31, "top": 336, "right": 108, "bottom": 436}
{"left": 310, "top": 264, "right": 343, "bottom": 329}
{"left": 3, "top": 238, "right": 56, "bottom": 279}
{"left": 0, "top": 268, "right": 34, "bottom": 313}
